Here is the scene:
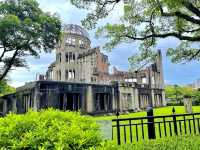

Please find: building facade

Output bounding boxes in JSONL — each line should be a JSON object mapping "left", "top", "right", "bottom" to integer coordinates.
{"left": 0, "top": 24, "right": 166, "bottom": 116}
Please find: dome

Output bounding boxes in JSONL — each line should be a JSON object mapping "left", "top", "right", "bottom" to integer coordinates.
{"left": 63, "top": 24, "right": 90, "bottom": 39}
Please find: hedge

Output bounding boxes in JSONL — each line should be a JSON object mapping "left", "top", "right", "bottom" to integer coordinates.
{"left": 0, "top": 109, "right": 102, "bottom": 150}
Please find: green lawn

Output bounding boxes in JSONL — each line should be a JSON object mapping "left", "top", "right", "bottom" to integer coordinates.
{"left": 93, "top": 106, "right": 200, "bottom": 120}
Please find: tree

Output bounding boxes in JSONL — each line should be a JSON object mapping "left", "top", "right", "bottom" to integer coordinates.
{"left": 71, "top": 0, "right": 200, "bottom": 69}
{"left": 193, "top": 90, "right": 200, "bottom": 105}
{"left": 0, "top": 0, "right": 61, "bottom": 80}
{"left": 0, "top": 80, "right": 16, "bottom": 97}
{"left": 165, "top": 85, "right": 193, "bottom": 104}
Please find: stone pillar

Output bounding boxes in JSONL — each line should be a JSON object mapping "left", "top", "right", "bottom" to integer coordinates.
{"left": 25, "top": 95, "right": 28, "bottom": 112}
{"left": 33, "top": 88, "right": 40, "bottom": 111}
{"left": 12, "top": 98, "right": 17, "bottom": 113}
{"left": 104, "top": 94, "right": 107, "bottom": 112}
{"left": 77, "top": 94, "right": 80, "bottom": 111}
{"left": 112, "top": 88, "right": 116, "bottom": 111}
{"left": 97, "top": 93, "right": 100, "bottom": 111}
{"left": 162, "top": 90, "right": 166, "bottom": 106}
{"left": 86, "top": 85, "right": 93, "bottom": 113}
{"left": 3, "top": 100, "right": 7, "bottom": 115}
{"left": 184, "top": 97, "right": 193, "bottom": 113}
{"left": 141, "top": 95, "right": 144, "bottom": 108}
{"left": 73, "top": 94, "right": 76, "bottom": 110}
{"left": 133, "top": 88, "right": 139, "bottom": 110}
{"left": 81, "top": 92, "right": 86, "bottom": 112}
{"left": 119, "top": 92, "right": 124, "bottom": 111}
{"left": 151, "top": 90, "right": 155, "bottom": 107}
{"left": 157, "top": 94, "right": 162, "bottom": 107}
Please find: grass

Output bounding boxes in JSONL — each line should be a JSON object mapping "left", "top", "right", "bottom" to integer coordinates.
{"left": 98, "top": 135, "right": 200, "bottom": 150}
{"left": 93, "top": 106, "right": 200, "bottom": 120}
{"left": 93, "top": 106, "right": 200, "bottom": 144}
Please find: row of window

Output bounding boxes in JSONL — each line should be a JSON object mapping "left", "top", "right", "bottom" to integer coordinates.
{"left": 124, "top": 77, "right": 147, "bottom": 84}
{"left": 65, "top": 37, "right": 86, "bottom": 48}
{"left": 124, "top": 77, "right": 155, "bottom": 84}
{"left": 56, "top": 53, "right": 76, "bottom": 63}
{"left": 56, "top": 70, "right": 76, "bottom": 80}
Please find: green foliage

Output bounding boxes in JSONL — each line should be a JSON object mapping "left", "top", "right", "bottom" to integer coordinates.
{"left": 165, "top": 85, "right": 194, "bottom": 104}
{"left": 0, "top": 0, "right": 61, "bottom": 80}
{"left": 97, "top": 135, "right": 200, "bottom": 150}
{"left": 192, "top": 89, "right": 200, "bottom": 105}
{"left": 71, "top": 0, "right": 200, "bottom": 69}
{"left": 0, "top": 80, "right": 15, "bottom": 97}
{"left": 0, "top": 109, "right": 102, "bottom": 149}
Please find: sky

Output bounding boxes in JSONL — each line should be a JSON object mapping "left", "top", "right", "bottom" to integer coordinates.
{"left": 7, "top": 0, "right": 200, "bottom": 87}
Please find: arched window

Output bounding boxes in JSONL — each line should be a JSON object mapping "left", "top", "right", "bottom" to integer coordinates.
{"left": 65, "top": 70, "right": 68, "bottom": 80}
{"left": 66, "top": 53, "right": 68, "bottom": 62}
{"left": 65, "top": 37, "right": 76, "bottom": 46}
{"left": 79, "top": 40, "right": 84, "bottom": 48}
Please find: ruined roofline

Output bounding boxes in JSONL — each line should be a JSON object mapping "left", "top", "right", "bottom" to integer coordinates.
{"left": 112, "top": 50, "right": 162, "bottom": 76}
{"left": 63, "top": 24, "right": 90, "bottom": 41}
{"left": 17, "top": 80, "right": 113, "bottom": 89}
{"left": 112, "top": 66, "right": 148, "bottom": 76}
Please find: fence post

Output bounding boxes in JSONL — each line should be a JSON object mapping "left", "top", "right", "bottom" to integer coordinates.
{"left": 116, "top": 119, "right": 121, "bottom": 145}
{"left": 147, "top": 107, "right": 156, "bottom": 139}
{"left": 172, "top": 108, "right": 178, "bottom": 135}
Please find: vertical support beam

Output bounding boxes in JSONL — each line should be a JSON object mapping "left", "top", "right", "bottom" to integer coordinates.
{"left": 3, "top": 100, "right": 7, "bottom": 116}
{"left": 119, "top": 92, "right": 124, "bottom": 111}
{"left": 112, "top": 88, "right": 116, "bottom": 111}
{"left": 81, "top": 91, "right": 86, "bottom": 112}
{"left": 77, "top": 94, "right": 80, "bottom": 110}
{"left": 86, "top": 85, "right": 93, "bottom": 113}
{"left": 154, "top": 94, "right": 157, "bottom": 107}
{"left": 162, "top": 90, "right": 166, "bottom": 106}
{"left": 114, "top": 83, "right": 120, "bottom": 113}
{"left": 140, "top": 95, "right": 143, "bottom": 108}
{"left": 151, "top": 90, "right": 155, "bottom": 107}
{"left": 157, "top": 94, "right": 161, "bottom": 106}
{"left": 133, "top": 88, "right": 139, "bottom": 110}
{"left": 12, "top": 97, "right": 17, "bottom": 113}
{"left": 104, "top": 94, "right": 107, "bottom": 112}
{"left": 97, "top": 93, "right": 100, "bottom": 111}
{"left": 73, "top": 94, "right": 76, "bottom": 111}
{"left": 33, "top": 87, "right": 40, "bottom": 111}
{"left": 24, "top": 95, "right": 27, "bottom": 112}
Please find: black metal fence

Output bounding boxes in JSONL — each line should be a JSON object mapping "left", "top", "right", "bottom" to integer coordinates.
{"left": 112, "top": 109, "right": 200, "bottom": 145}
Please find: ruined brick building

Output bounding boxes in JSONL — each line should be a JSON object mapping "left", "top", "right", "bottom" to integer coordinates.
{"left": 0, "top": 24, "right": 166, "bottom": 116}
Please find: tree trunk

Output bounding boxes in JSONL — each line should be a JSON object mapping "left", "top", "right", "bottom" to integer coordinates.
{"left": 0, "top": 49, "right": 19, "bottom": 81}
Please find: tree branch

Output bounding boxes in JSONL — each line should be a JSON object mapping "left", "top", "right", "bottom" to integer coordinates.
{"left": 156, "top": 0, "right": 200, "bottom": 25}
{"left": 124, "top": 32, "right": 200, "bottom": 42}
{"left": 0, "top": 49, "right": 19, "bottom": 81}
{"left": 183, "top": 1, "right": 200, "bottom": 18}
{"left": 189, "top": 49, "right": 200, "bottom": 61}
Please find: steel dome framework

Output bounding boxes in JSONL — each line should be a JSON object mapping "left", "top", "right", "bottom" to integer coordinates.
{"left": 63, "top": 24, "right": 90, "bottom": 39}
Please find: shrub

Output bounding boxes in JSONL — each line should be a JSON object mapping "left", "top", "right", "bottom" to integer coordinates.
{"left": 0, "top": 109, "right": 102, "bottom": 149}
{"left": 97, "top": 135, "right": 200, "bottom": 150}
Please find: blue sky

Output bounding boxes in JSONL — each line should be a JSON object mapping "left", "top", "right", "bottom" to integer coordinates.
{"left": 7, "top": 0, "right": 200, "bottom": 87}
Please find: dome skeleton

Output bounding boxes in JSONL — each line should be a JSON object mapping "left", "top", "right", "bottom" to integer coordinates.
{"left": 63, "top": 24, "right": 90, "bottom": 39}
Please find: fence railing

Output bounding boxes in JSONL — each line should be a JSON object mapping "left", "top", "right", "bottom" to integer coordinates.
{"left": 112, "top": 108, "right": 200, "bottom": 145}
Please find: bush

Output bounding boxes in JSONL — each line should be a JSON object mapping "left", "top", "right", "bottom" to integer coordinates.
{"left": 0, "top": 109, "right": 102, "bottom": 149}
{"left": 98, "top": 135, "right": 200, "bottom": 150}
